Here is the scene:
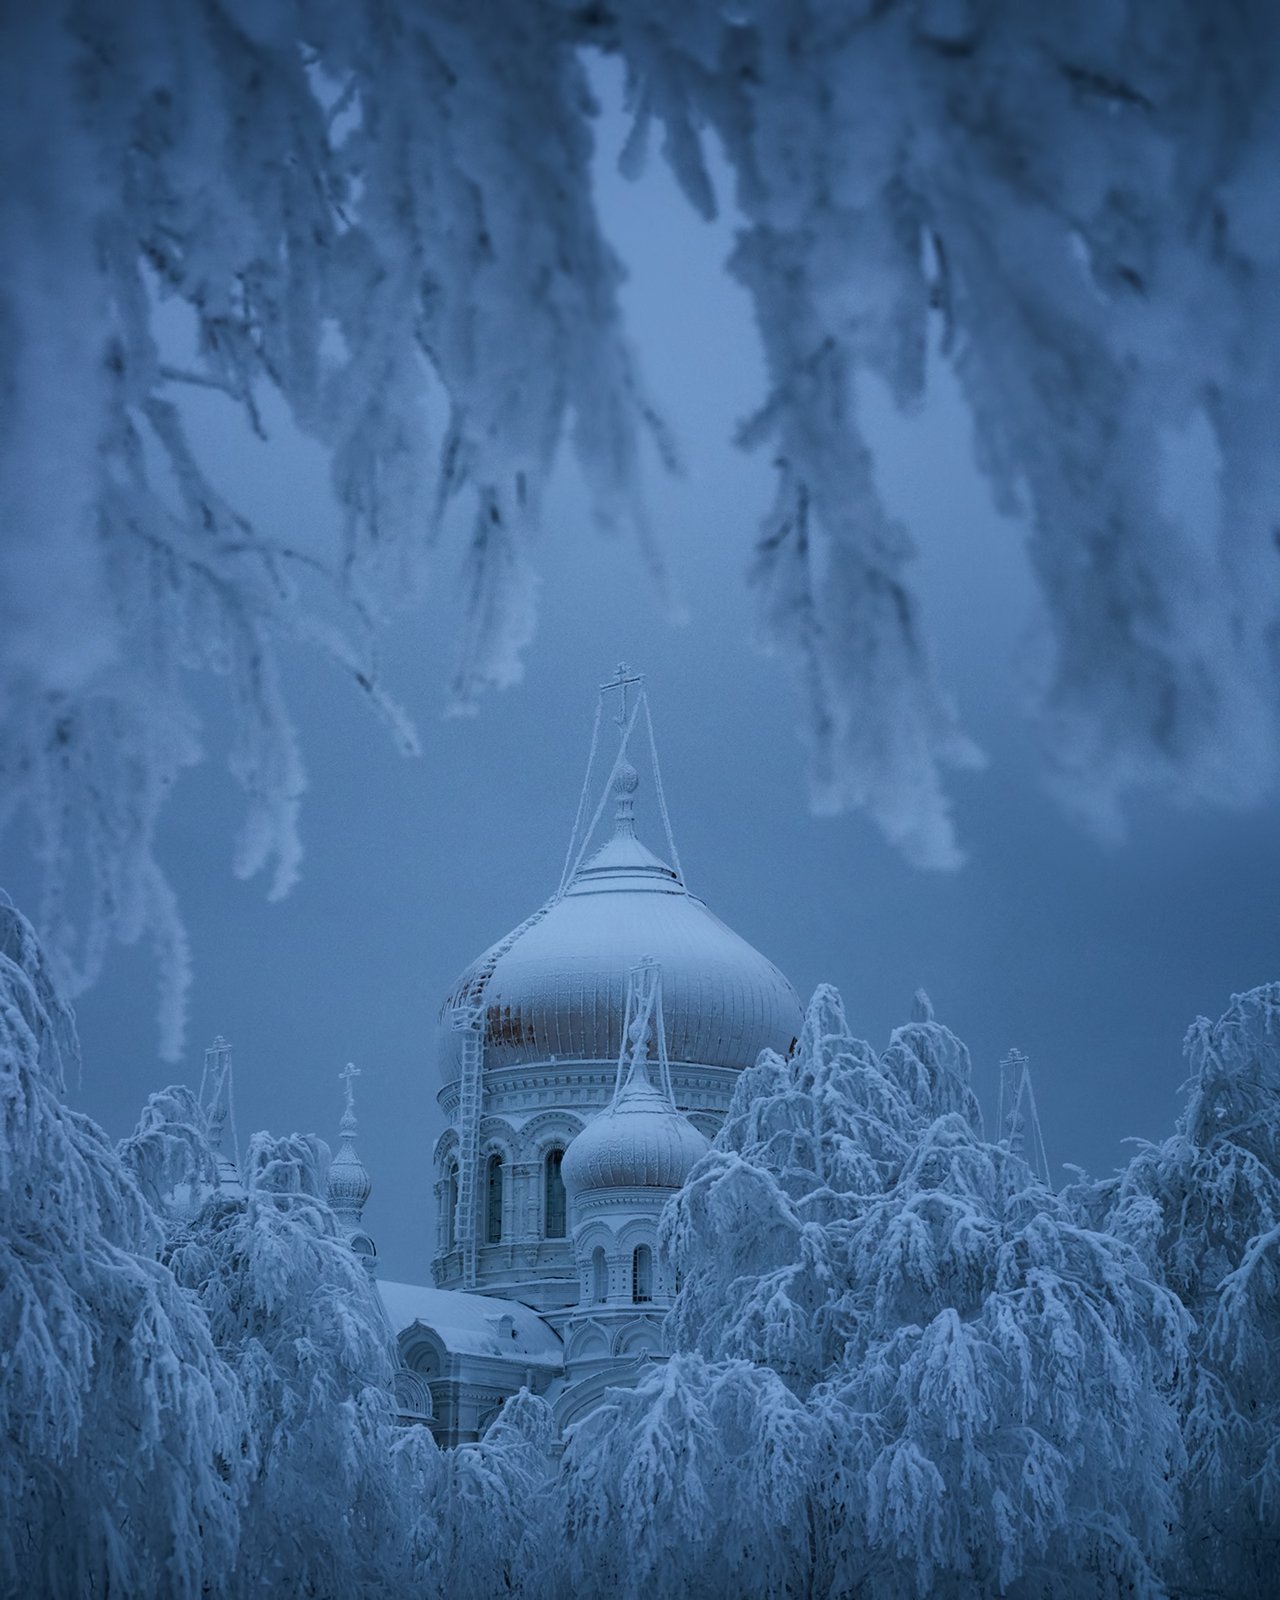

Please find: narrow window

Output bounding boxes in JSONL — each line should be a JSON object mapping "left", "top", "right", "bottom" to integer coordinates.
{"left": 446, "top": 1162, "right": 459, "bottom": 1249}
{"left": 544, "top": 1148, "right": 566, "bottom": 1239}
{"left": 486, "top": 1153, "right": 504, "bottom": 1244}
{"left": 632, "top": 1244, "right": 653, "bottom": 1304}
{"left": 591, "top": 1247, "right": 608, "bottom": 1304}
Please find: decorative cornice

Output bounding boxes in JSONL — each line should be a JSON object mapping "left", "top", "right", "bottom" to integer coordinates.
{"left": 438, "top": 1060, "right": 741, "bottom": 1117}
{"left": 572, "top": 1187, "right": 682, "bottom": 1212}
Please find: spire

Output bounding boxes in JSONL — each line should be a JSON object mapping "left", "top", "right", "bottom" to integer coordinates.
{"left": 610, "top": 956, "right": 678, "bottom": 1112}
{"left": 998, "top": 1048, "right": 1051, "bottom": 1187}
{"left": 328, "top": 1063, "right": 375, "bottom": 1269}
{"left": 199, "top": 1035, "right": 243, "bottom": 1195}
{"left": 557, "top": 664, "right": 685, "bottom": 896}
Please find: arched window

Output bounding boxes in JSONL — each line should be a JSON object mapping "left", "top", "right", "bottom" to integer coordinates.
{"left": 485, "top": 1153, "right": 504, "bottom": 1244}
{"left": 632, "top": 1244, "right": 653, "bottom": 1304}
{"left": 544, "top": 1148, "right": 566, "bottom": 1239}
{"left": 445, "top": 1162, "right": 459, "bottom": 1250}
{"left": 591, "top": 1247, "right": 608, "bottom": 1304}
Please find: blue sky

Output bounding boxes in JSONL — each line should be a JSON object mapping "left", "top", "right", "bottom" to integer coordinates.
{"left": 8, "top": 57, "right": 1277, "bottom": 1283}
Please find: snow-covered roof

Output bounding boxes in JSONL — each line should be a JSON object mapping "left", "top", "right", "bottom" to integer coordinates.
{"left": 378, "top": 1280, "right": 563, "bottom": 1365}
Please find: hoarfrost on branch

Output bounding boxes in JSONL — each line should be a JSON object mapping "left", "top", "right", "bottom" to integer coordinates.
{"left": 3, "top": 1, "right": 1278, "bottom": 1048}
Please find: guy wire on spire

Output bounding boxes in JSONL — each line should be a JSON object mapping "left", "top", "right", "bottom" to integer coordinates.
{"left": 557, "top": 665, "right": 686, "bottom": 897}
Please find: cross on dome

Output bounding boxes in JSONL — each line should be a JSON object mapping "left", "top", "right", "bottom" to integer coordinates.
{"left": 601, "top": 661, "right": 644, "bottom": 728}
{"left": 998, "top": 1047, "right": 1051, "bottom": 1187}
{"left": 339, "top": 1060, "right": 362, "bottom": 1134}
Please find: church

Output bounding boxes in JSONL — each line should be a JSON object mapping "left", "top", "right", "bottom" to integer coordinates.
{"left": 327, "top": 667, "right": 803, "bottom": 1445}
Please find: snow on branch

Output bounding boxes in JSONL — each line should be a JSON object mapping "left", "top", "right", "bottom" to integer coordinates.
{"left": 606, "top": 0, "right": 1280, "bottom": 846}
{"left": 4, "top": 1, "right": 1279, "bottom": 1049}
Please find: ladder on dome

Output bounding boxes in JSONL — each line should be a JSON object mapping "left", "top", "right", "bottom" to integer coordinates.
{"left": 452, "top": 1006, "right": 484, "bottom": 1288}
{"left": 450, "top": 896, "right": 559, "bottom": 1288}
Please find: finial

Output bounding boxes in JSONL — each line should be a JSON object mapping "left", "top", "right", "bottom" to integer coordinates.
{"left": 559, "top": 664, "right": 685, "bottom": 896}
{"left": 612, "top": 759, "right": 640, "bottom": 836}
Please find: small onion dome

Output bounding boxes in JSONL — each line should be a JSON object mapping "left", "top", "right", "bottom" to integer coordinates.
{"left": 327, "top": 1135, "right": 372, "bottom": 1226}
{"left": 562, "top": 1062, "right": 709, "bottom": 1199}
{"left": 327, "top": 1065, "right": 372, "bottom": 1232}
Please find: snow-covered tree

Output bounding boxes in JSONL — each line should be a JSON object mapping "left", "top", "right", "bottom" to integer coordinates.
{"left": 161, "top": 1124, "right": 438, "bottom": 1597}
{"left": 0, "top": 897, "right": 246, "bottom": 1599}
{"left": 637, "top": 986, "right": 1190, "bottom": 1596}
{"left": 1078, "top": 983, "right": 1280, "bottom": 1596}
{"left": 5, "top": 2, "right": 1279, "bottom": 1047}
{"left": 427, "top": 1387, "right": 559, "bottom": 1600}
{"left": 561, "top": 1353, "right": 816, "bottom": 1600}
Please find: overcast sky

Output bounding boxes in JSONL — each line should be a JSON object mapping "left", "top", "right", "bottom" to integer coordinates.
{"left": 8, "top": 59, "right": 1277, "bottom": 1284}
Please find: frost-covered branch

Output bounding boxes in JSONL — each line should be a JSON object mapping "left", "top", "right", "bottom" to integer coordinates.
{"left": 1085, "top": 981, "right": 1280, "bottom": 1592}
{"left": 0, "top": 899, "right": 246, "bottom": 1596}
{"left": 5, "top": 2, "right": 1280, "bottom": 1049}
{"left": 0, "top": 1, "right": 663, "bottom": 1055}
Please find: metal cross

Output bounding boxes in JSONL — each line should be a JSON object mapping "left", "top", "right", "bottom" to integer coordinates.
{"left": 600, "top": 661, "right": 645, "bottom": 728}
{"left": 339, "top": 1061, "right": 362, "bottom": 1114}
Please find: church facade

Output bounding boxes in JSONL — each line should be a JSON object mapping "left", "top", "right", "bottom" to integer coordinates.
{"left": 339, "top": 670, "right": 802, "bottom": 1445}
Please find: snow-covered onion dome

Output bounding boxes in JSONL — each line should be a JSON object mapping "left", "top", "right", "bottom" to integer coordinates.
{"left": 441, "top": 762, "right": 802, "bottom": 1077}
{"left": 561, "top": 1052, "right": 710, "bottom": 1197}
{"left": 562, "top": 959, "right": 710, "bottom": 1201}
{"left": 562, "top": 1095, "right": 708, "bottom": 1197}
{"left": 327, "top": 1128, "right": 372, "bottom": 1223}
